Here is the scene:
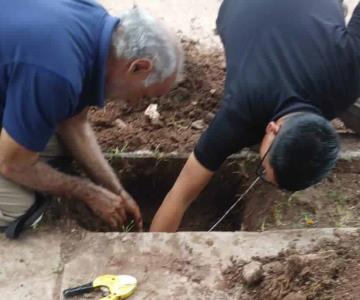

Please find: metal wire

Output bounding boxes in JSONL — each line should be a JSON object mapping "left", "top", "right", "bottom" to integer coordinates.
{"left": 208, "top": 176, "right": 260, "bottom": 232}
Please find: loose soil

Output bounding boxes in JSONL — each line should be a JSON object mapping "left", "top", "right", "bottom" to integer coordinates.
{"left": 89, "top": 39, "right": 353, "bottom": 153}
{"left": 89, "top": 39, "right": 225, "bottom": 153}
{"left": 241, "top": 169, "right": 360, "bottom": 232}
{"left": 222, "top": 231, "right": 360, "bottom": 300}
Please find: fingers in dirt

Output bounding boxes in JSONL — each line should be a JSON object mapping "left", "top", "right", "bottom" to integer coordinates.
{"left": 110, "top": 208, "right": 126, "bottom": 229}
{"left": 116, "top": 205, "right": 127, "bottom": 224}
{"left": 125, "top": 200, "right": 143, "bottom": 231}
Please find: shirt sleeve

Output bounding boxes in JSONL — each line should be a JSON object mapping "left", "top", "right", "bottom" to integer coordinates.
{"left": 3, "top": 64, "right": 78, "bottom": 152}
{"left": 194, "top": 99, "right": 260, "bottom": 172}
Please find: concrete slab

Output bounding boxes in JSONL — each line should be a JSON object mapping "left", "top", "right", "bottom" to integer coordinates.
{"left": 1, "top": 228, "right": 357, "bottom": 299}
{"left": 0, "top": 230, "right": 63, "bottom": 300}
{"left": 58, "top": 228, "right": 356, "bottom": 300}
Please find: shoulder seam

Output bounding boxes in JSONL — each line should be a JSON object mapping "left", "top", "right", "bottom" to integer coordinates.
{"left": 8, "top": 62, "right": 79, "bottom": 93}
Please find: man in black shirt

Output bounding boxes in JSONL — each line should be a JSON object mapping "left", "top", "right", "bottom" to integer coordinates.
{"left": 151, "top": 0, "right": 360, "bottom": 231}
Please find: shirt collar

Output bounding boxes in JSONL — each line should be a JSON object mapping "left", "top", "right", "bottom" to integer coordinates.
{"left": 91, "top": 15, "right": 119, "bottom": 107}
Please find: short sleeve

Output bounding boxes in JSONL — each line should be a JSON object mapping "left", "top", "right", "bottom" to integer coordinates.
{"left": 3, "top": 64, "right": 78, "bottom": 152}
{"left": 194, "top": 100, "right": 260, "bottom": 171}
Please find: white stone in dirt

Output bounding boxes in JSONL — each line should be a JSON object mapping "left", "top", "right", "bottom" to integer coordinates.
{"left": 144, "top": 104, "right": 160, "bottom": 124}
{"left": 242, "top": 261, "right": 263, "bottom": 286}
{"left": 191, "top": 119, "right": 206, "bottom": 130}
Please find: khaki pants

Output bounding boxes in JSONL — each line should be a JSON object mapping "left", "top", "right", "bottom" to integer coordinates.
{"left": 0, "top": 136, "right": 65, "bottom": 227}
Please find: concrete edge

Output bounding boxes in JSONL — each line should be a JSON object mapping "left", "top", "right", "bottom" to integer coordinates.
{"left": 105, "top": 148, "right": 360, "bottom": 162}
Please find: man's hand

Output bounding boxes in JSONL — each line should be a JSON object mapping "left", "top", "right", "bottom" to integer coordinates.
{"left": 84, "top": 186, "right": 143, "bottom": 231}
{"left": 58, "top": 108, "right": 143, "bottom": 230}
{"left": 150, "top": 152, "right": 214, "bottom": 232}
{"left": 0, "top": 128, "right": 143, "bottom": 231}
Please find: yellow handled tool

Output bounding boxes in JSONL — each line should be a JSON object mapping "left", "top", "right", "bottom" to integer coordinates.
{"left": 63, "top": 275, "right": 137, "bottom": 300}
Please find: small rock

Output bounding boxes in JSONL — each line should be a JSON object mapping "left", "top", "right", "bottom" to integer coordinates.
{"left": 204, "top": 112, "right": 215, "bottom": 124}
{"left": 282, "top": 292, "right": 307, "bottom": 300}
{"left": 144, "top": 104, "right": 160, "bottom": 124}
{"left": 191, "top": 119, "right": 205, "bottom": 130}
{"left": 206, "top": 239, "right": 214, "bottom": 247}
{"left": 179, "top": 277, "right": 188, "bottom": 283}
{"left": 210, "top": 88, "right": 217, "bottom": 95}
{"left": 263, "top": 261, "right": 283, "bottom": 274}
{"left": 242, "top": 261, "right": 263, "bottom": 286}
{"left": 114, "top": 118, "right": 127, "bottom": 129}
{"left": 188, "top": 111, "right": 196, "bottom": 117}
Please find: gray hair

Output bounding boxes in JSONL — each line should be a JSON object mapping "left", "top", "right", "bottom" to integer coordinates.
{"left": 112, "top": 7, "right": 183, "bottom": 87}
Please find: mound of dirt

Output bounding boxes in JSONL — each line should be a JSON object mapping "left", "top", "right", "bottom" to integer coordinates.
{"left": 222, "top": 231, "right": 360, "bottom": 300}
{"left": 89, "top": 39, "right": 225, "bottom": 153}
{"left": 61, "top": 39, "right": 358, "bottom": 235}
{"left": 89, "top": 38, "right": 352, "bottom": 153}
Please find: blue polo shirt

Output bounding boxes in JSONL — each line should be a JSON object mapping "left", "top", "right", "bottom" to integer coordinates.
{"left": 0, "top": 0, "right": 119, "bottom": 151}
{"left": 195, "top": 0, "right": 360, "bottom": 171}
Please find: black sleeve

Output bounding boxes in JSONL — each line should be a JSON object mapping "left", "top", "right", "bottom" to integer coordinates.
{"left": 194, "top": 100, "right": 259, "bottom": 171}
{"left": 348, "top": 1, "right": 360, "bottom": 39}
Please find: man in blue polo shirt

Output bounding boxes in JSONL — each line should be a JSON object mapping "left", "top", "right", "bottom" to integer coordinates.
{"left": 0, "top": 0, "right": 182, "bottom": 235}
{"left": 151, "top": 0, "right": 360, "bottom": 232}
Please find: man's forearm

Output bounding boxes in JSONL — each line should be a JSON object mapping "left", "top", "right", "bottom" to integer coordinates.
{"left": 58, "top": 113, "right": 122, "bottom": 194}
{"left": 150, "top": 190, "right": 189, "bottom": 232}
{"left": 150, "top": 153, "right": 214, "bottom": 232}
{"left": 1, "top": 159, "right": 101, "bottom": 203}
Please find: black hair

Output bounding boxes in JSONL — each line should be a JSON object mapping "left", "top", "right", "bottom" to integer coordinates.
{"left": 269, "top": 113, "right": 340, "bottom": 191}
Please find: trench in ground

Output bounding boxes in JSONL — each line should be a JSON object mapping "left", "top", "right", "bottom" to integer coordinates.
{"left": 50, "top": 154, "right": 260, "bottom": 232}
{"left": 48, "top": 135, "right": 360, "bottom": 232}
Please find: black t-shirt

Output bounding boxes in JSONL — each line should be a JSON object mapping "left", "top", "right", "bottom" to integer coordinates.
{"left": 195, "top": 0, "right": 360, "bottom": 171}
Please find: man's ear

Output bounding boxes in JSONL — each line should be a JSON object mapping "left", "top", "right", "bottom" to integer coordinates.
{"left": 128, "top": 58, "right": 153, "bottom": 75}
{"left": 266, "top": 121, "right": 281, "bottom": 135}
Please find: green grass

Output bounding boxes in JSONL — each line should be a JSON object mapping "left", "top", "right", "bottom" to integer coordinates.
{"left": 122, "top": 220, "right": 135, "bottom": 233}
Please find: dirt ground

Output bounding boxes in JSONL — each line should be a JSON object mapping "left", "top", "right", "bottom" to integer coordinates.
{"left": 89, "top": 39, "right": 224, "bottom": 153}
{"left": 89, "top": 39, "right": 353, "bottom": 154}
{"left": 222, "top": 230, "right": 360, "bottom": 300}
{"left": 50, "top": 39, "right": 360, "bottom": 300}
{"left": 240, "top": 170, "right": 360, "bottom": 233}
